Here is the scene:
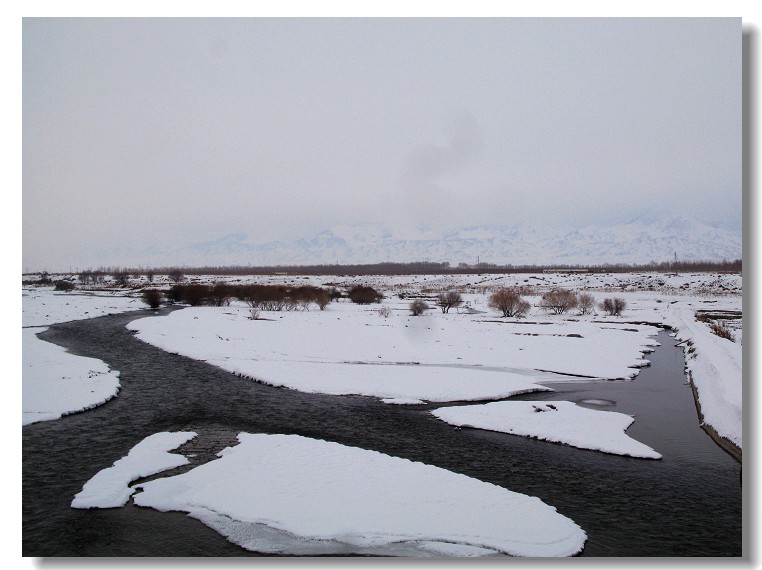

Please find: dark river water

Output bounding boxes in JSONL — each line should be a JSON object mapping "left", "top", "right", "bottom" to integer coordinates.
{"left": 23, "top": 308, "right": 742, "bottom": 557}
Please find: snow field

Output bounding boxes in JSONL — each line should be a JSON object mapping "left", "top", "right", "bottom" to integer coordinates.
{"left": 130, "top": 433, "right": 587, "bottom": 557}
{"left": 431, "top": 400, "right": 661, "bottom": 459}
{"left": 22, "top": 287, "right": 142, "bottom": 327}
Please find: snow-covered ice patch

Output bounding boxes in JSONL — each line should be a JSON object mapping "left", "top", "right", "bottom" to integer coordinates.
{"left": 223, "top": 358, "right": 552, "bottom": 403}
{"left": 72, "top": 431, "right": 196, "bottom": 509}
{"left": 431, "top": 401, "right": 661, "bottom": 459}
{"left": 127, "top": 305, "right": 660, "bottom": 404}
{"left": 23, "top": 328, "right": 121, "bottom": 426}
{"left": 133, "top": 433, "right": 587, "bottom": 557}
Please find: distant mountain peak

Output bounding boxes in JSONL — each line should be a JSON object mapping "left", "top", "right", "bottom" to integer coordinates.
{"left": 92, "top": 216, "right": 741, "bottom": 268}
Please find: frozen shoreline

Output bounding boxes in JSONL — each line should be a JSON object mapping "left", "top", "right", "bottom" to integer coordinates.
{"left": 22, "top": 288, "right": 143, "bottom": 424}
{"left": 22, "top": 327, "right": 121, "bottom": 425}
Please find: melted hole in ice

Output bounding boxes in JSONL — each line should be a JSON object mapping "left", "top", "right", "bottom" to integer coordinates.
{"left": 578, "top": 398, "right": 616, "bottom": 407}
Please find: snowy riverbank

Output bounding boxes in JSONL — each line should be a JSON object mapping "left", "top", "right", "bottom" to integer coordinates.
{"left": 21, "top": 271, "right": 742, "bottom": 557}
{"left": 22, "top": 287, "right": 142, "bottom": 424}
{"left": 23, "top": 271, "right": 742, "bottom": 454}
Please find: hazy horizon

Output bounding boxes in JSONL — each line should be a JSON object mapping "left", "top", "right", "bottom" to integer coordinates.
{"left": 23, "top": 18, "right": 742, "bottom": 272}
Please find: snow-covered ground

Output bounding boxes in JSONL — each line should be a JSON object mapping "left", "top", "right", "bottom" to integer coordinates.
{"left": 20, "top": 272, "right": 740, "bottom": 557}
{"left": 22, "top": 287, "right": 142, "bottom": 327}
{"left": 431, "top": 401, "right": 662, "bottom": 459}
{"left": 84, "top": 432, "right": 585, "bottom": 557}
{"left": 22, "top": 328, "right": 121, "bottom": 426}
{"left": 23, "top": 272, "right": 742, "bottom": 453}
{"left": 22, "top": 287, "right": 144, "bottom": 425}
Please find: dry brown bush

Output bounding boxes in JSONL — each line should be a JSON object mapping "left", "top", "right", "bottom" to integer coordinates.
{"left": 436, "top": 291, "right": 463, "bottom": 314}
{"left": 708, "top": 321, "right": 734, "bottom": 341}
{"left": 600, "top": 297, "right": 626, "bottom": 316}
{"left": 141, "top": 289, "right": 163, "bottom": 309}
{"left": 577, "top": 293, "right": 595, "bottom": 315}
{"left": 409, "top": 299, "right": 430, "bottom": 316}
{"left": 488, "top": 288, "right": 530, "bottom": 318}
{"left": 348, "top": 285, "right": 383, "bottom": 305}
{"left": 539, "top": 289, "right": 578, "bottom": 315}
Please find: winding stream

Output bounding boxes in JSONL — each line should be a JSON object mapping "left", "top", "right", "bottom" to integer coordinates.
{"left": 23, "top": 308, "right": 741, "bottom": 556}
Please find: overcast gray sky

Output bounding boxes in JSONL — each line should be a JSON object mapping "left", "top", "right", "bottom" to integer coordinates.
{"left": 23, "top": 17, "right": 741, "bottom": 271}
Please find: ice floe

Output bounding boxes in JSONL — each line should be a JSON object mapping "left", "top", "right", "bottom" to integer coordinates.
{"left": 432, "top": 400, "right": 661, "bottom": 459}
{"left": 72, "top": 431, "right": 197, "bottom": 508}
{"left": 127, "top": 433, "right": 587, "bottom": 557}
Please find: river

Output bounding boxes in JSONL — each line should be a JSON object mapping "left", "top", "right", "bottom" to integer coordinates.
{"left": 23, "top": 308, "right": 741, "bottom": 556}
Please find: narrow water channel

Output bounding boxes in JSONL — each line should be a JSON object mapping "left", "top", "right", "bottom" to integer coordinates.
{"left": 23, "top": 310, "right": 741, "bottom": 556}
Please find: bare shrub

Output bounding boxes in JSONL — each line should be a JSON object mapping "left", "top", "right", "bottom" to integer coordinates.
{"left": 708, "top": 321, "right": 734, "bottom": 342}
{"left": 248, "top": 308, "right": 261, "bottom": 320}
{"left": 488, "top": 288, "right": 530, "bottom": 318}
{"left": 600, "top": 297, "right": 626, "bottom": 316}
{"left": 113, "top": 271, "right": 130, "bottom": 288}
{"left": 239, "top": 285, "right": 290, "bottom": 311}
{"left": 377, "top": 306, "right": 392, "bottom": 318}
{"left": 209, "top": 282, "right": 232, "bottom": 307}
{"left": 409, "top": 299, "right": 430, "bottom": 316}
{"left": 168, "top": 269, "right": 185, "bottom": 284}
{"left": 54, "top": 280, "right": 75, "bottom": 291}
{"left": 258, "top": 298, "right": 286, "bottom": 311}
{"left": 289, "top": 285, "right": 327, "bottom": 311}
{"left": 348, "top": 285, "right": 383, "bottom": 305}
{"left": 315, "top": 289, "right": 332, "bottom": 310}
{"left": 539, "top": 289, "right": 578, "bottom": 315}
{"left": 145, "top": 270, "right": 155, "bottom": 283}
{"left": 177, "top": 284, "right": 210, "bottom": 306}
{"left": 141, "top": 289, "right": 163, "bottom": 309}
{"left": 577, "top": 293, "right": 595, "bottom": 315}
{"left": 167, "top": 284, "right": 184, "bottom": 303}
{"left": 436, "top": 291, "right": 463, "bottom": 314}
{"left": 329, "top": 288, "right": 343, "bottom": 302}
{"left": 236, "top": 285, "right": 262, "bottom": 308}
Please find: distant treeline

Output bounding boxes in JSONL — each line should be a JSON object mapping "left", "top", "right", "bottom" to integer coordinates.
{"left": 65, "top": 258, "right": 742, "bottom": 277}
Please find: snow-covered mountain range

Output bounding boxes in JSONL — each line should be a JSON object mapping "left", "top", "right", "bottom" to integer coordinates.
{"left": 163, "top": 215, "right": 740, "bottom": 267}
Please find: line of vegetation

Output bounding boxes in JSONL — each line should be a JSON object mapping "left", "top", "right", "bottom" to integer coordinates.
{"left": 695, "top": 311, "right": 736, "bottom": 342}
{"left": 25, "top": 258, "right": 741, "bottom": 280}
{"left": 160, "top": 283, "right": 339, "bottom": 311}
